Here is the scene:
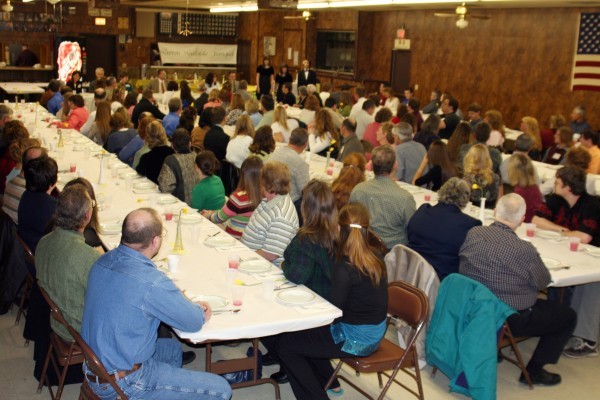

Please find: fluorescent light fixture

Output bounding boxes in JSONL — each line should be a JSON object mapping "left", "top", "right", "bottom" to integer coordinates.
{"left": 22, "top": 0, "right": 36, "bottom": 3}
{"left": 210, "top": 4, "right": 258, "bottom": 12}
{"left": 298, "top": 0, "right": 477, "bottom": 9}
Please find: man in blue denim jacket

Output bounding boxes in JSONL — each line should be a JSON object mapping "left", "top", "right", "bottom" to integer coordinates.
{"left": 81, "top": 208, "right": 232, "bottom": 399}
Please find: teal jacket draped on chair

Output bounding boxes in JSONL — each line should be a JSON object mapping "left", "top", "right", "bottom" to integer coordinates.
{"left": 426, "top": 274, "right": 515, "bottom": 400}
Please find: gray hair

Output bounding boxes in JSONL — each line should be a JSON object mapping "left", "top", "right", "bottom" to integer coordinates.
{"left": 168, "top": 97, "right": 182, "bottom": 113}
{"left": 438, "top": 178, "right": 471, "bottom": 209}
{"left": 0, "top": 104, "right": 13, "bottom": 120}
{"left": 514, "top": 133, "right": 533, "bottom": 152}
{"left": 573, "top": 105, "right": 585, "bottom": 118}
{"left": 307, "top": 84, "right": 317, "bottom": 94}
{"left": 371, "top": 145, "right": 396, "bottom": 176}
{"left": 495, "top": 193, "right": 526, "bottom": 226}
{"left": 298, "top": 86, "right": 308, "bottom": 96}
{"left": 55, "top": 184, "right": 92, "bottom": 231}
{"left": 393, "top": 122, "right": 413, "bottom": 142}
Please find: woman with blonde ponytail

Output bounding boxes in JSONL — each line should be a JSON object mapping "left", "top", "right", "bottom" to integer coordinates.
{"left": 276, "top": 202, "right": 389, "bottom": 400}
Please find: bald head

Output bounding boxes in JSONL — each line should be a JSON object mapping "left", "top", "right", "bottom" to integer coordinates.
{"left": 121, "top": 208, "right": 163, "bottom": 251}
{"left": 494, "top": 193, "right": 526, "bottom": 229}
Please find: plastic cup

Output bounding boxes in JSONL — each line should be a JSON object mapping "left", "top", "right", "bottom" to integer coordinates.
{"left": 70, "top": 162, "right": 77, "bottom": 173}
{"left": 49, "top": 142, "right": 55, "bottom": 151}
{"left": 103, "top": 195, "right": 113, "bottom": 210}
{"left": 167, "top": 254, "right": 180, "bottom": 272}
{"left": 77, "top": 169, "right": 85, "bottom": 178}
{"left": 228, "top": 254, "right": 240, "bottom": 269}
{"left": 569, "top": 236, "right": 581, "bottom": 252}
{"left": 165, "top": 208, "right": 174, "bottom": 221}
{"left": 231, "top": 285, "right": 245, "bottom": 307}
{"left": 424, "top": 193, "right": 431, "bottom": 202}
{"left": 83, "top": 147, "right": 91, "bottom": 160}
{"left": 124, "top": 175, "right": 133, "bottom": 190}
{"left": 110, "top": 163, "right": 118, "bottom": 178}
{"left": 326, "top": 167, "right": 333, "bottom": 176}
{"left": 525, "top": 223, "right": 535, "bottom": 238}
{"left": 20, "top": 99, "right": 25, "bottom": 104}
{"left": 262, "top": 279, "right": 275, "bottom": 300}
{"left": 329, "top": 160, "right": 335, "bottom": 167}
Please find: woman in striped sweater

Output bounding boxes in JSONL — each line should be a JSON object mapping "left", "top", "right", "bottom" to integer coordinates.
{"left": 202, "top": 156, "right": 263, "bottom": 237}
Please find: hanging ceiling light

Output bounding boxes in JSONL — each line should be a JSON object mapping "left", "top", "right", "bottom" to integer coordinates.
{"left": 179, "top": 0, "right": 192, "bottom": 36}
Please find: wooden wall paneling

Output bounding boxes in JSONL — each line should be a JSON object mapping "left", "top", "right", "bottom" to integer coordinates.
{"left": 356, "top": 12, "right": 373, "bottom": 82}
{"left": 237, "top": 12, "right": 259, "bottom": 85}
{"left": 368, "top": 7, "right": 600, "bottom": 130}
{"left": 283, "top": 29, "right": 303, "bottom": 69}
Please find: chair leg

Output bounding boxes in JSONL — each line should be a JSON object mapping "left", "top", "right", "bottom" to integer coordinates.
{"left": 324, "top": 360, "right": 344, "bottom": 391}
{"left": 377, "top": 372, "right": 383, "bottom": 389}
{"left": 431, "top": 366, "right": 438, "bottom": 378}
{"left": 37, "top": 342, "right": 54, "bottom": 394}
{"left": 413, "top": 353, "right": 425, "bottom": 400}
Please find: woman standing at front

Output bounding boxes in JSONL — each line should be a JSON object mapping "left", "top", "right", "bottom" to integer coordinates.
{"left": 256, "top": 57, "right": 275, "bottom": 100}
{"left": 276, "top": 202, "right": 388, "bottom": 400}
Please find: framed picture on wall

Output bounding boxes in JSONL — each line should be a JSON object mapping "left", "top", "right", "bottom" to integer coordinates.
{"left": 264, "top": 36, "right": 276, "bottom": 57}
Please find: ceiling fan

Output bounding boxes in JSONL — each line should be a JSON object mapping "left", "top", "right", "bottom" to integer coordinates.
{"left": 434, "top": 2, "right": 490, "bottom": 29}
{"left": 284, "top": 10, "right": 315, "bottom": 21}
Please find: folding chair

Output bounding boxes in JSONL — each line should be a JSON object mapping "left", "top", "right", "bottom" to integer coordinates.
{"left": 325, "top": 281, "right": 429, "bottom": 400}
{"left": 66, "top": 325, "right": 128, "bottom": 400}
{"left": 14, "top": 233, "right": 35, "bottom": 327}
{"left": 37, "top": 286, "right": 84, "bottom": 400}
{"left": 497, "top": 323, "right": 533, "bottom": 389}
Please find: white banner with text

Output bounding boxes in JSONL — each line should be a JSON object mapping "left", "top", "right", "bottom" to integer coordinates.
{"left": 157, "top": 42, "right": 237, "bottom": 65}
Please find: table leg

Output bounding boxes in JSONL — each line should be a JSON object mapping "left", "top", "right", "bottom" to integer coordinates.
{"left": 205, "top": 338, "right": 281, "bottom": 400}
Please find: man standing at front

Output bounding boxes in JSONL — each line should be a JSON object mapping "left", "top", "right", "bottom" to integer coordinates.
{"left": 350, "top": 146, "right": 416, "bottom": 249}
{"left": 460, "top": 194, "right": 576, "bottom": 386}
{"left": 36, "top": 185, "right": 99, "bottom": 341}
{"left": 81, "top": 208, "right": 232, "bottom": 399}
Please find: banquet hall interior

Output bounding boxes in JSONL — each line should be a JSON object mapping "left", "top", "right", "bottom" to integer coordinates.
{"left": 1, "top": 0, "right": 600, "bottom": 399}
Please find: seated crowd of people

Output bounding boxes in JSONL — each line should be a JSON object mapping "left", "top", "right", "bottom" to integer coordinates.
{"left": 0, "top": 66, "right": 599, "bottom": 400}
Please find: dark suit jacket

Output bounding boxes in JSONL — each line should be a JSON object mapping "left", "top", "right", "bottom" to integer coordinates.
{"left": 298, "top": 69, "right": 318, "bottom": 88}
{"left": 131, "top": 98, "right": 166, "bottom": 128}
{"left": 407, "top": 203, "right": 481, "bottom": 281}
{"left": 203, "top": 125, "right": 230, "bottom": 161}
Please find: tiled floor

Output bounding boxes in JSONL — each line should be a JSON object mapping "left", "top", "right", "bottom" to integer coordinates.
{"left": 1, "top": 310, "right": 599, "bottom": 399}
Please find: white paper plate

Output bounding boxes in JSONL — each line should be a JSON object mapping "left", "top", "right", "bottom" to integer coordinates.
{"left": 204, "top": 235, "right": 236, "bottom": 248}
{"left": 74, "top": 138, "right": 88, "bottom": 144}
{"left": 72, "top": 144, "right": 86, "bottom": 151}
{"left": 176, "top": 214, "right": 203, "bottom": 224}
{"left": 584, "top": 247, "right": 600, "bottom": 257}
{"left": 276, "top": 289, "right": 315, "bottom": 305}
{"left": 157, "top": 196, "right": 178, "bottom": 205}
{"left": 542, "top": 257, "right": 561, "bottom": 268}
{"left": 113, "top": 164, "right": 128, "bottom": 170}
{"left": 99, "top": 222, "right": 121, "bottom": 235}
{"left": 191, "top": 295, "right": 228, "bottom": 310}
{"left": 536, "top": 230, "right": 563, "bottom": 239}
{"left": 133, "top": 181, "right": 156, "bottom": 190}
{"left": 239, "top": 259, "right": 272, "bottom": 274}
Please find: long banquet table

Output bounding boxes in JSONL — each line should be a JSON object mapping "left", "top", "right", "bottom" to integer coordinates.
{"left": 14, "top": 103, "right": 342, "bottom": 398}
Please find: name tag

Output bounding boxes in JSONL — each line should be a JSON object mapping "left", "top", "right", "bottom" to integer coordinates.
{"left": 552, "top": 153, "right": 561, "bottom": 160}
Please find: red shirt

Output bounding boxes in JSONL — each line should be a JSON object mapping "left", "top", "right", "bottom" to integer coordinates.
{"left": 513, "top": 185, "right": 543, "bottom": 223}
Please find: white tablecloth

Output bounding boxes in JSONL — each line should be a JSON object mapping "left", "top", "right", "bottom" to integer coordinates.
{"left": 0, "top": 82, "right": 46, "bottom": 95}
{"left": 17, "top": 104, "right": 341, "bottom": 343}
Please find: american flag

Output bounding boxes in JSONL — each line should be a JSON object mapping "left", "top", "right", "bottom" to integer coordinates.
{"left": 571, "top": 12, "right": 600, "bottom": 92}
